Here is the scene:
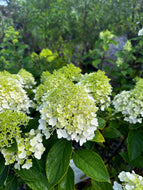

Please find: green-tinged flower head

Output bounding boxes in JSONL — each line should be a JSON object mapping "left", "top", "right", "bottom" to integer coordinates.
{"left": 0, "top": 70, "right": 24, "bottom": 85}
{"left": 35, "top": 72, "right": 68, "bottom": 104}
{"left": 123, "top": 40, "right": 132, "bottom": 52}
{"left": 113, "top": 171, "right": 143, "bottom": 190}
{"left": 18, "top": 68, "right": 36, "bottom": 89}
{"left": 79, "top": 70, "right": 112, "bottom": 110}
{"left": 40, "top": 63, "right": 81, "bottom": 83}
{"left": 56, "top": 63, "right": 82, "bottom": 82}
{"left": 0, "top": 73, "right": 32, "bottom": 113}
{"left": 1, "top": 129, "right": 45, "bottom": 170}
{"left": 133, "top": 77, "right": 143, "bottom": 101}
{"left": 99, "top": 30, "right": 115, "bottom": 42}
{"left": 113, "top": 77, "right": 143, "bottom": 124}
{"left": 40, "top": 48, "right": 56, "bottom": 62}
{"left": 40, "top": 71, "right": 52, "bottom": 83}
{"left": 116, "top": 57, "right": 124, "bottom": 67}
{"left": 37, "top": 76, "right": 98, "bottom": 146}
{"left": 0, "top": 110, "right": 29, "bottom": 148}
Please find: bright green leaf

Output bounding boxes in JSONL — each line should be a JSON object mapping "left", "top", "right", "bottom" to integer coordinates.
{"left": 91, "top": 130, "right": 105, "bottom": 143}
{"left": 73, "top": 149, "right": 110, "bottom": 183}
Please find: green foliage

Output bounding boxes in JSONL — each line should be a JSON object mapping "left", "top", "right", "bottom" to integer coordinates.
{"left": 85, "top": 30, "right": 118, "bottom": 70}
{"left": 73, "top": 149, "right": 110, "bottom": 183}
{"left": 0, "top": 10, "right": 14, "bottom": 42}
{"left": 15, "top": 158, "right": 51, "bottom": 190}
{"left": 127, "top": 130, "right": 143, "bottom": 161}
{"left": 46, "top": 139, "right": 72, "bottom": 187}
{"left": 30, "top": 47, "right": 67, "bottom": 78}
{"left": 89, "top": 180, "right": 113, "bottom": 190}
{"left": 1, "top": 1, "right": 143, "bottom": 189}
{"left": 58, "top": 167, "right": 74, "bottom": 190}
{"left": 0, "top": 26, "right": 29, "bottom": 73}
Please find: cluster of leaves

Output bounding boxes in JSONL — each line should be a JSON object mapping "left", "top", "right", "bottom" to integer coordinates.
{"left": 0, "top": 26, "right": 69, "bottom": 80}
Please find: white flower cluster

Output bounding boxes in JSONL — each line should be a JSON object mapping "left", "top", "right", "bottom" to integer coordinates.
{"left": 113, "top": 78, "right": 143, "bottom": 124}
{"left": 0, "top": 72, "right": 32, "bottom": 113}
{"left": 79, "top": 70, "right": 112, "bottom": 111}
{"left": 35, "top": 64, "right": 113, "bottom": 145}
{"left": 18, "top": 68, "right": 36, "bottom": 89}
{"left": 113, "top": 171, "right": 143, "bottom": 190}
{"left": 1, "top": 129, "right": 45, "bottom": 170}
{"left": 36, "top": 78, "right": 98, "bottom": 146}
{"left": 138, "top": 28, "right": 143, "bottom": 36}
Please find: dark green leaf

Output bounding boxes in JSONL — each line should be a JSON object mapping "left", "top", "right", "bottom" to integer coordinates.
{"left": 0, "top": 154, "right": 5, "bottom": 175}
{"left": 102, "top": 127, "right": 120, "bottom": 138}
{"left": 58, "top": 166, "right": 74, "bottom": 190}
{"left": 73, "top": 149, "right": 110, "bottom": 183}
{"left": 0, "top": 166, "right": 9, "bottom": 189}
{"left": 15, "top": 159, "right": 51, "bottom": 190}
{"left": 5, "top": 174, "right": 17, "bottom": 190}
{"left": 92, "top": 59, "right": 101, "bottom": 67}
{"left": 91, "top": 180, "right": 113, "bottom": 190}
{"left": 46, "top": 139, "right": 72, "bottom": 186}
{"left": 121, "top": 152, "right": 143, "bottom": 168}
{"left": 127, "top": 130, "right": 143, "bottom": 160}
{"left": 22, "top": 118, "right": 39, "bottom": 133}
{"left": 6, "top": 139, "right": 17, "bottom": 152}
{"left": 108, "top": 120, "right": 120, "bottom": 129}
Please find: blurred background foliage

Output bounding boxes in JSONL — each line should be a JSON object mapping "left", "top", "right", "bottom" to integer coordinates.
{"left": 0, "top": 0, "right": 143, "bottom": 88}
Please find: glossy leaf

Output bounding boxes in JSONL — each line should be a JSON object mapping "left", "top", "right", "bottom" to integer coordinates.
{"left": 73, "top": 149, "right": 110, "bottom": 183}
{"left": 46, "top": 139, "right": 72, "bottom": 186}
{"left": 15, "top": 159, "right": 51, "bottom": 190}
{"left": 58, "top": 166, "right": 74, "bottom": 190}
{"left": 127, "top": 130, "right": 143, "bottom": 160}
